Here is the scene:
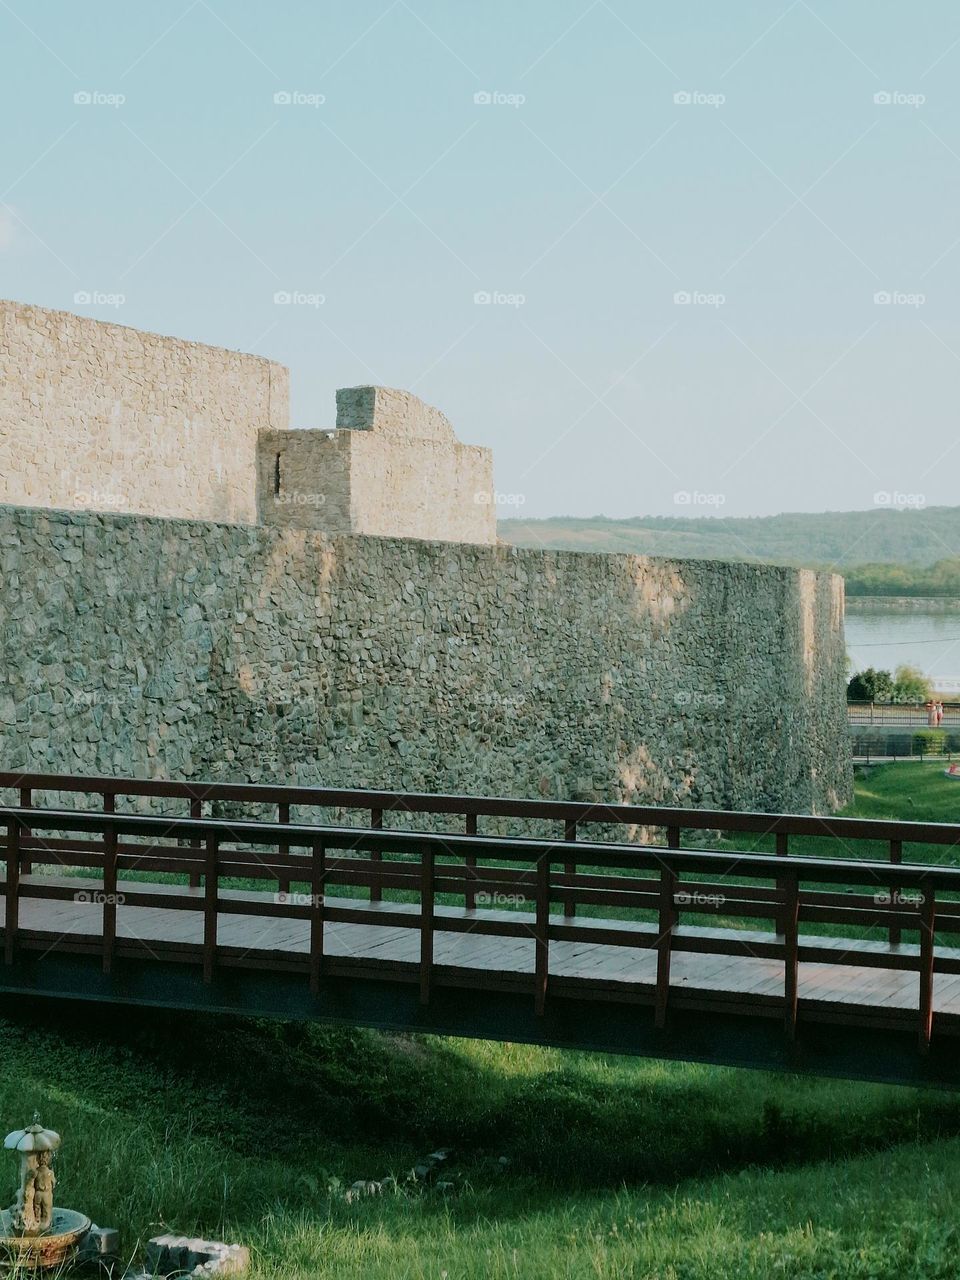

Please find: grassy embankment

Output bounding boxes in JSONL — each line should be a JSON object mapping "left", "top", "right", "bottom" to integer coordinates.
{"left": 8, "top": 763, "right": 960, "bottom": 1278}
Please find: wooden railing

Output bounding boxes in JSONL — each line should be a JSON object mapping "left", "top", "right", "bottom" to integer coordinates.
{"left": 0, "top": 796, "right": 959, "bottom": 1054}
{"left": 3, "top": 770, "right": 959, "bottom": 948}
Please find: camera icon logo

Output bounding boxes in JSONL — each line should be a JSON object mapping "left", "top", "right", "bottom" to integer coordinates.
{"left": 473, "top": 90, "right": 492, "bottom": 105}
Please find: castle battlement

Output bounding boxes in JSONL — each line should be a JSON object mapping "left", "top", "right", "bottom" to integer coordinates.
{"left": 0, "top": 300, "right": 495, "bottom": 544}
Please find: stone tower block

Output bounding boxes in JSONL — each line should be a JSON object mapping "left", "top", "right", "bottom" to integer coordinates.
{"left": 258, "top": 386, "right": 496, "bottom": 545}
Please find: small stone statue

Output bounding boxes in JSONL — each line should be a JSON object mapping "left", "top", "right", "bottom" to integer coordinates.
{"left": 33, "top": 1151, "right": 55, "bottom": 1231}
{"left": 4, "top": 1118, "right": 60, "bottom": 1236}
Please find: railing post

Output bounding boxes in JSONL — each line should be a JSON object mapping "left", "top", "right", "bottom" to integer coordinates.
{"left": 278, "top": 802, "right": 291, "bottom": 897}
{"left": 775, "top": 831, "right": 788, "bottom": 939}
{"left": 655, "top": 861, "right": 677, "bottom": 1029}
{"left": 5, "top": 819, "right": 20, "bottom": 966}
{"left": 919, "top": 886, "right": 936, "bottom": 1054}
{"left": 464, "top": 813, "right": 477, "bottom": 910}
{"left": 189, "top": 798, "right": 202, "bottom": 889}
{"left": 420, "top": 844, "right": 434, "bottom": 1005}
{"left": 19, "top": 788, "right": 31, "bottom": 876}
{"left": 783, "top": 870, "right": 799, "bottom": 1040}
{"left": 535, "top": 850, "right": 550, "bottom": 1015}
{"left": 310, "top": 839, "right": 325, "bottom": 996}
{"left": 370, "top": 808, "right": 383, "bottom": 904}
{"left": 889, "top": 840, "right": 903, "bottom": 947}
{"left": 102, "top": 793, "right": 117, "bottom": 975}
{"left": 564, "top": 819, "right": 577, "bottom": 918}
{"left": 203, "top": 835, "right": 218, "bottom": 984}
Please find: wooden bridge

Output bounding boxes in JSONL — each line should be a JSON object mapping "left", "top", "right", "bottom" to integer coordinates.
{"left": 2, "top": 771, "right": 960, "bottom": 1089}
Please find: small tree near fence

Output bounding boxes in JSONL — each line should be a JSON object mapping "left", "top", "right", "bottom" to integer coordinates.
{"left": 847, "top": 665, "right": 933, "bottom": 704}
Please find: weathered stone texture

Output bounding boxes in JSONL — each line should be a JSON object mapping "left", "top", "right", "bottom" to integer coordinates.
{"left": 0, "top": 504, "right": 851, "bottom": 818}
{"left": 336, "top": 385, "right": 456, "bottom": 441}
{"left": 0, "top": 300, "right": 287, "bottom": 524}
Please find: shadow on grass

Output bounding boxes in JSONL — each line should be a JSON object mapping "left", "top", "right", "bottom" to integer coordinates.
{"left": 2, "top": 996, "right": 960, "bottom": 1194}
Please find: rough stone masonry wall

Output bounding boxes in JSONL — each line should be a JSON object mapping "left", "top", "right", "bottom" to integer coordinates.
{"left": 0, "top": 504, "right": 851, "bottom": 818}
{"left": 0, "top": 300, "right": 288, "bottom": 524}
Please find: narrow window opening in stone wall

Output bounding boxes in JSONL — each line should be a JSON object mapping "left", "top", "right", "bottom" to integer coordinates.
{"left": 274, "top": 452, "right": 281, "bottom": 497}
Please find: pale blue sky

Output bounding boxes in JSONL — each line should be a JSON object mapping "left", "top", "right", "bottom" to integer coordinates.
{"left": 3, "top": 1, "right": 959, "bottom": 519}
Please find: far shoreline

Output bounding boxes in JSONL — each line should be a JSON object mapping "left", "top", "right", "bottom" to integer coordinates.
{"left": 846, "top": 595, "right": 960, "bottom": 612}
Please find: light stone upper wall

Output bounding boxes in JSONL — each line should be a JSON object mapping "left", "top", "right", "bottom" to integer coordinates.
{"left": 0, "top": 502, "right": 852, "bottom": 819}
{"left": 258, "top": 386, "right": 496, "bottom": 545}
{"left": 345, "top": 430, "right": 495, "bottom": 543}
{"left": 0, "top": 299, "right": 288, "bottom": 524}
{"left": 0, "top": 303, "right": 493, "bottom": 543}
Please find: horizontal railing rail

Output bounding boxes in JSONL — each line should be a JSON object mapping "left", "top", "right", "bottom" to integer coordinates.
{"left": 847, "top": 701, "right": 960, "bottom": 727}
{"left": 4, "top": 769, "right": 960, "bottom": 846}
{"left": 0, "top": 801, "right": 957, "bottom": 1052}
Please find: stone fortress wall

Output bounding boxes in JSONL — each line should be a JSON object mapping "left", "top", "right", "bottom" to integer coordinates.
{"left": 0, "top": 301, "right": 851, "bottom": 817}
{"left": 0, "top": 503, "right": 852, "bottom": 816}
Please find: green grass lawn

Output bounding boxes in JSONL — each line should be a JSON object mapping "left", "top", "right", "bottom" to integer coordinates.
{"left": 13, "top": 762, "right": 960, "bottom": 1279}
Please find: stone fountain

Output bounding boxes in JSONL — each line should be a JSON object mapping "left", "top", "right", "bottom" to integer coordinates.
{"left": 0, "top": 1117, "right": 90, "bottom": 1269}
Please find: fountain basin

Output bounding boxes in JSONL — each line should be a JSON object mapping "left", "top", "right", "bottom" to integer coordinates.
{"left": 0, "top": 1207, "right": 91, "bottom": 1269}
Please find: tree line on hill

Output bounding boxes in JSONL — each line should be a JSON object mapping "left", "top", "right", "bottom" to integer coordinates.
{"left": 842, "top": 560, "right": 960, "bottom": 596}
{"left": 499, "top": 509, "right": 960, "bottom": 595}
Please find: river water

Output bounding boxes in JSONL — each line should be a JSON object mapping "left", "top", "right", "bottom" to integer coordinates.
{"left": 845, "top": 600, "right": 960, "bottom": 692}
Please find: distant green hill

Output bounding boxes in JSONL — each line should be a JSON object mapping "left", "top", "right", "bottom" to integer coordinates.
{"left": 498, "top": 508, "right": 960, "bottom": 592}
